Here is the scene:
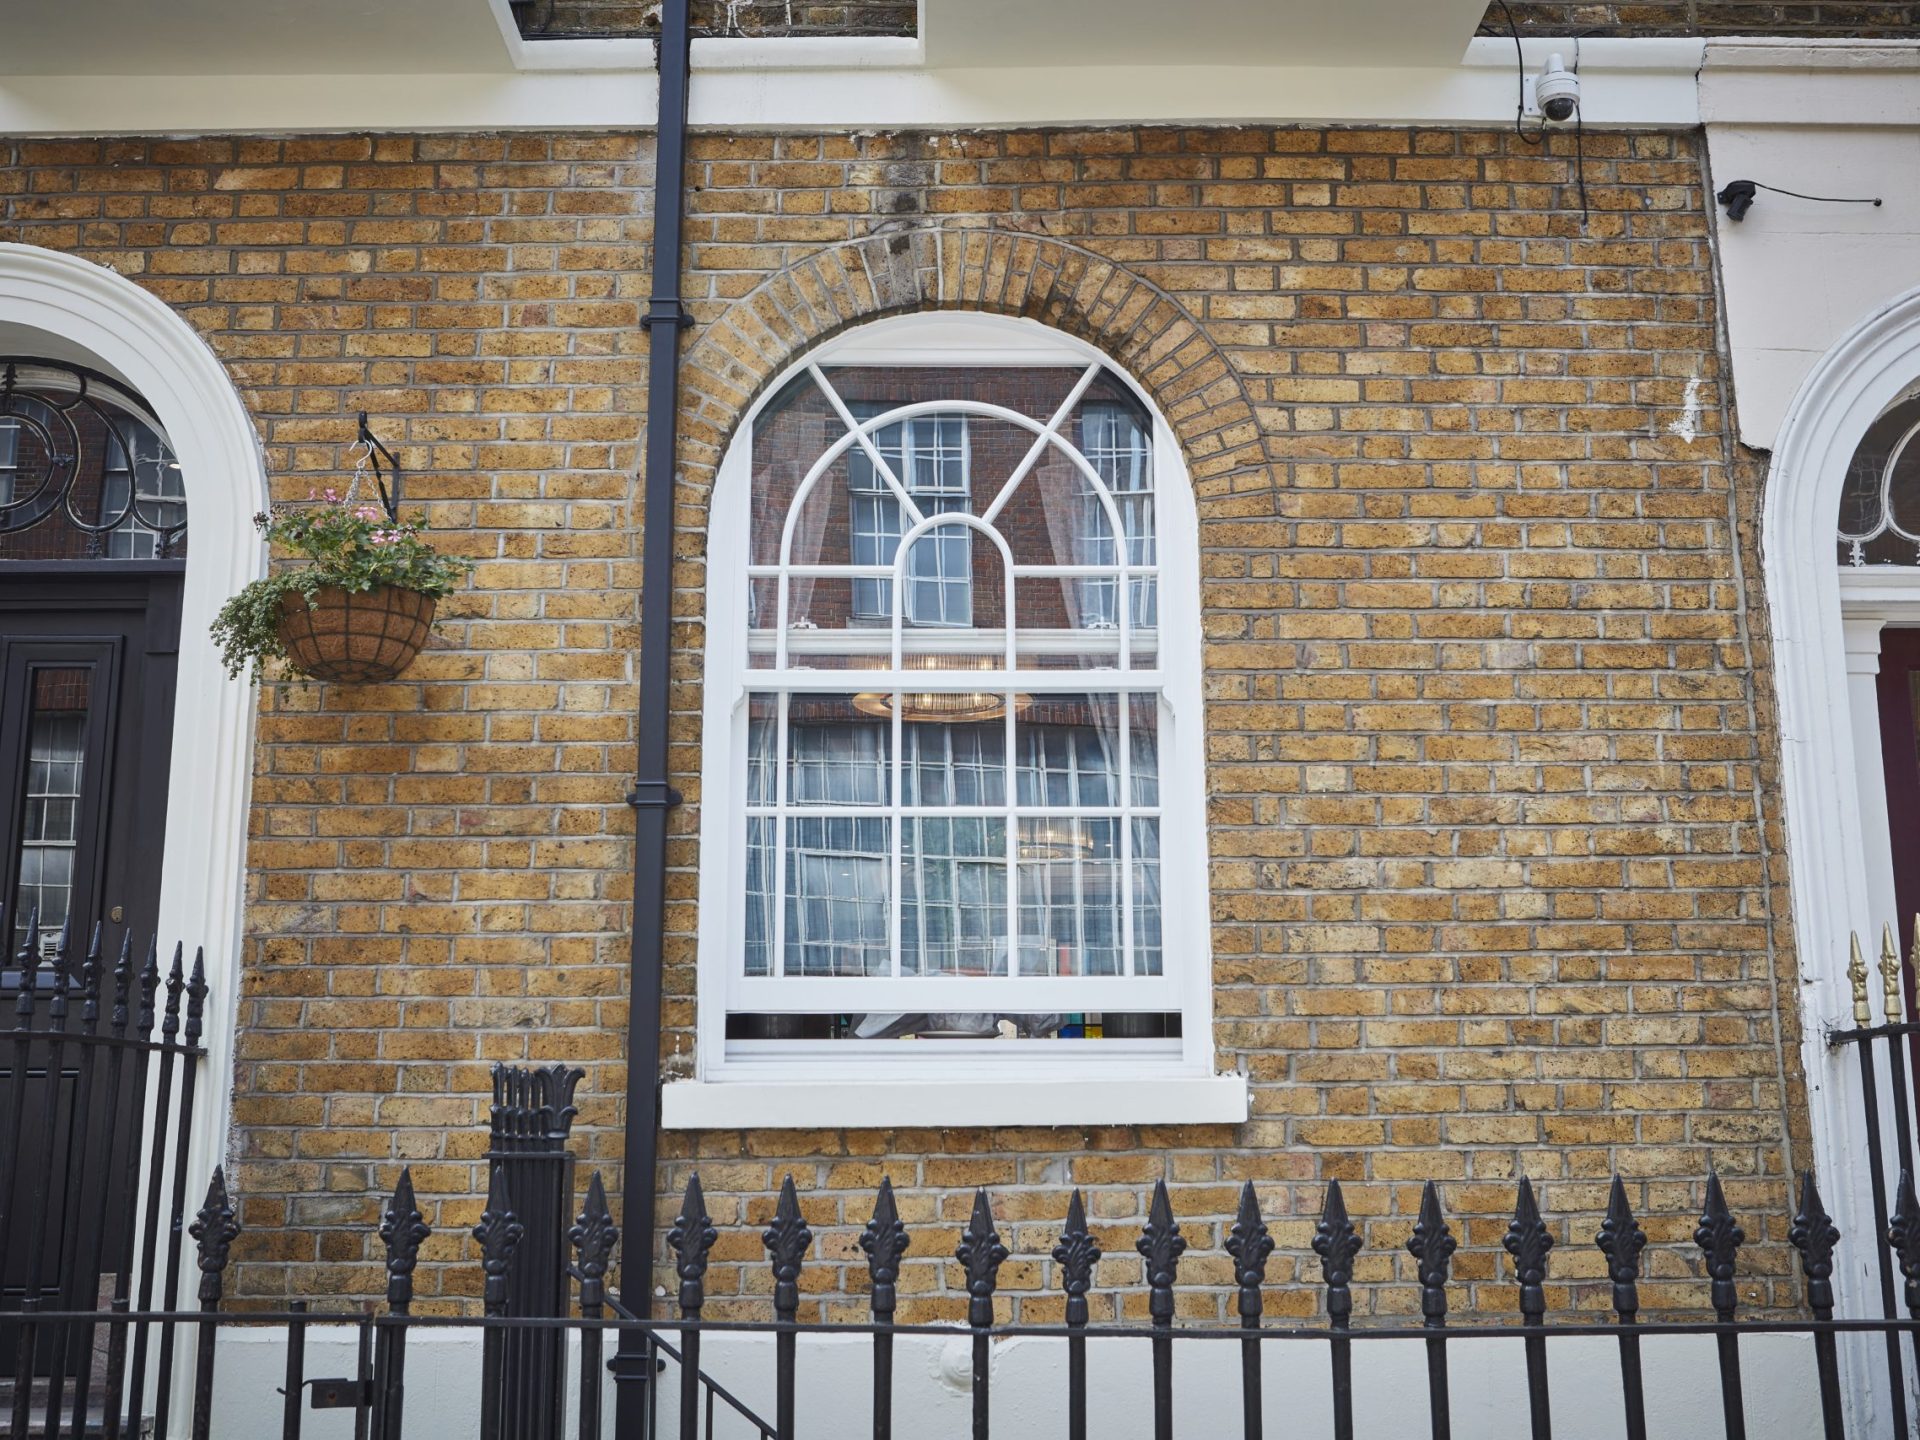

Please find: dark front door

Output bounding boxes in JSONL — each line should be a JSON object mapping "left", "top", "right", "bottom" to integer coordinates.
{"left": 1877, "top": 628, "right": 1920, "bottom": 1055}
{"left": 0, "top": 564, "right": 181, "bottom": 1348}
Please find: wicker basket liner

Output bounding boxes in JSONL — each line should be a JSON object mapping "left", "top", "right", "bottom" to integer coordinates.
{"left": 276, "top": 583, "right": 435, "bottom": 683}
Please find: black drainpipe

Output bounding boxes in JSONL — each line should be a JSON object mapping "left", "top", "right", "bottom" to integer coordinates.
{"left": 614, "top": 0, "right": 691, "bottom": 1424}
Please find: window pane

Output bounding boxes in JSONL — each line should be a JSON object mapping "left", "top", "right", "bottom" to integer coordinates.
{"left": 749, "top": 694, "right": 892, "bottom": 808}
{"left": 1132, "top": 817, "right": 1163, "bottom": 977}
{"left": 1017, "top": 816, "right": 1120, "bottom": 976}
{"left": 744, "top": 815, "right": 776, "bottom": 977}
{"left": 1017, "top": 694, "right": 1122, "bottom": 808}
{"left": 902, "top": 720, "right": 1006, "bottom": 807}
{"left": 784, "top": 816, "right": 891, "bottom": 976}
{"left": 0, "top": 379, "right": 188, "bottom": 562}
{"left": 1838, "top": 391, "right": 1920, "bottom": 566}
{"left": 902, "top": 816, "right": 1007, "bottom": 976}
{"left": 1130, "top": 697, "right": 1160, "bottom": 807}
{"left": 13, "top": 669, "right": 90, "bottom": 950}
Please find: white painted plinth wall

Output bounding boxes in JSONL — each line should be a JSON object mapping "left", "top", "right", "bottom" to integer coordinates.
{"left": 212, "top": 1326, "right": 1822, "bottom": 1439}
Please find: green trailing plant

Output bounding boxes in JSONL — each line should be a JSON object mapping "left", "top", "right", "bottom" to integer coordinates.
{"left": 212, "top": 489, "right": 472, "bottom": 681}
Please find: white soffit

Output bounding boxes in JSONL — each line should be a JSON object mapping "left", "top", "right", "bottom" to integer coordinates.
{"left": 0, "top": 0, "right": 515, "bottom": 76}
{"left": 919, "top": 0, "right": 1489, "bottom": 69}
{"left": 0, "top": 36, "right": 1704, "bottom": 135}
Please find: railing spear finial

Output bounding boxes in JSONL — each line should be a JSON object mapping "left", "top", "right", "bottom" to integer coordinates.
{"left": 763, "top": 1174, "right": 813, "bottom": 1322}
{"left": 1312, "top": 1178, "right": 1362, "bottom": 1329}
{"left": 1225, "top": 1181, "right": 1274, "bottom": 1324}
{"left": 1137, "top": 1179, "right": 1188, "bottom": 1328}
{"left": 858, "top": 1177, "right": 910, "bottom": 1322}
{"left": 1885, "top": 920, "right": 1907, "bottom": 1023}
{"left": 1596, "top": 1176, "right": 1647, "bottom": 1323}
{"left": 956, "top": 1189, "right": 1009, "bottom": 1329}
{"left": 1789, "top": 1171, "right": 1841, "bottom": 1318}
{"left": 1849, "top": 931, "right": 1873, "bottom": 1025}
{"left": 1407, "top": 1179, "right": 1457, "bottom": 1328}
{"left": 379, "top": 1167, "right": 432, "bottom": 1314}
{"left": 1053, "top": 1189, "right": 1102, "bottom": 1328}
{"left": 569, "top": 1170, "right": 620, "bottom": 1314}
{"left": 667, "top": 1172, "right": 717, "bottom": 1317}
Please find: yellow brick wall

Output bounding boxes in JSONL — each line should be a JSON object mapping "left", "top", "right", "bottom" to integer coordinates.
{"left": 0, "top": 123, "right": 1811, "bottom": 1321}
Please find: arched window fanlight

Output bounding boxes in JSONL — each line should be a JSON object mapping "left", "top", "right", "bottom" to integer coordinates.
{"left": 693, "top": 313, "right": 1219, "bottom": 1102}
{"left": 0, "top": 359, "right": 187, "bottom": 562}
{"left": 1837, "top": 386, "right": 1920, "bottom": 567}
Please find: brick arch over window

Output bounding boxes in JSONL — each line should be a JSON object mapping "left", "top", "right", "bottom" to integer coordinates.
{"left": 673, "top": 226, "right": 1269, "bottom": 514}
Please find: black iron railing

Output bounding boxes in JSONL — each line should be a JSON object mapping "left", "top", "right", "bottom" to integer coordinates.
{"left": 13, "top": 1158, "right": 1920, "bottom": 1440}
{"left": 0, "top": 907, "right": 211, "bottom": 1440}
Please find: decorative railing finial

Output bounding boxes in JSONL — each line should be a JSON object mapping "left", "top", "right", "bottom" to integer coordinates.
{"left": 858, "top": 1177, "right": 910, "bottom": 1322}
{"left": 1885, "top": 921, "right": 1907, "bottom": 1023}
{"left": 1849, "top": 931, "right": 1874, "bottom": 1025}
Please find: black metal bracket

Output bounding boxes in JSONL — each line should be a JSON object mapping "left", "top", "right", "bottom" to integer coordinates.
{"left": 356, "top": 412, "right": 403, "bottom": 523}
{"left": 628, "top": 780, "right": 683, "bottom": 809}
{"left": 305, "top": 1376, "right": 373, "bottom": 1409}
{"left": 639, "top": 300, "right": 694, "bottom": 331}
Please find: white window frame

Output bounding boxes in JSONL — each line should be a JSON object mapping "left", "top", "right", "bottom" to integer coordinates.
{"left": 670, "top": 312, "right": 1246, "bottom": 1129}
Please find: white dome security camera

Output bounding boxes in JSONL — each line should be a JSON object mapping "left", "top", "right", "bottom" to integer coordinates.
{"left": 1536, "top": 53, "right": 1579, "bottom": 122}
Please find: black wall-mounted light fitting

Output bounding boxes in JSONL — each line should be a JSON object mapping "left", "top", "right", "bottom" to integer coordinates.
{"left": 1716, "top": 178, "right": 1883, "bottom": 223}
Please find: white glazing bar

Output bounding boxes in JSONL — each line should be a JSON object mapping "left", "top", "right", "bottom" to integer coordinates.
{"left": 730, "top": 975, "right": 1180, "bottom": 1012}
{"left": 759, "top": 669, "right": 1164, "bottom": 693}
{"left": 1005, "top": 540, "right": 1026, "bottom": 981}
{"left": 773, "top": 688, "right": 790, "bottom": 980}
{"left": 807, "top": 361, "right": 926, "bottom": 528}
{"left": 751, "top": 562, "right": 1161, "bottom": 580}
{"left": 745, "top": 804, "right": 1159, "bottom": 819}
{"left": 890, "top": 687, "right": 903, "bottom": 981}
{"left": 981, "top": 361, "right": 1103, "bottom": 524}
{"left": 1120, "top": 689, "right": 1133, "bottom": 980}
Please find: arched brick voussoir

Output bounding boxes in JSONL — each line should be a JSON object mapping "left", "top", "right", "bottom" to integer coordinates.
{"left": 672, "top": 224, "right": 1266, "bottom": 506}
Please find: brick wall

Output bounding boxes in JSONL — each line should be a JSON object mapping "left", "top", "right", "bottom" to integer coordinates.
{"left": 1482, "top": 1, "right": 1919, "bottom": 33}
{"left": 0, "top": 123, "right": 1810, "bottom": 1322}
{"left": 517, "top": 0, "right": 915, "bottom": 38}
{"left": 514, "top": 0, "right": 1920, "bottom": 39}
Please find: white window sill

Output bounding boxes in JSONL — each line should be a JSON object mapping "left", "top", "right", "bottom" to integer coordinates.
{"left": 660, "top": 1073, "right": 1249, "bottom": 1129}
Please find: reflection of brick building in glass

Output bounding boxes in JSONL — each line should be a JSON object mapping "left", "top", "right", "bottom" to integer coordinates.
{"left": 748, "top": 364, "right": 1149, "bottom": 638}
{"left": 0, "top": 372, "right": 186, "bottom": 562}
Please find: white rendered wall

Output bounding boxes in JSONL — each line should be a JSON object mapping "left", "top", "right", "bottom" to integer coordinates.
{"left": 1701, "top": 41, "right": 1920, "bottom": 450}
{"left": 211, "top": 1325, "right": 1823, "bottom": 1439}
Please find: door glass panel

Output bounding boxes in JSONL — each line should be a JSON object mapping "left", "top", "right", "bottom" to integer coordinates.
{"left": 12, "top": 667, "right": 90, "bottom": 956}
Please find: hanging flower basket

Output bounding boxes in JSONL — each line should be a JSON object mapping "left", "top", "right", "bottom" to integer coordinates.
{"left": 211, "top": 484, "right": 471, "bottom": 685}
{"left": 275, "top": 583, "right": 438, "bottom": 684}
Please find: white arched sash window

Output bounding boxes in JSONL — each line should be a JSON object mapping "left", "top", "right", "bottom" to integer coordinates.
{"left": 675, "top": 314, "right": 1245, "bottom": 1128}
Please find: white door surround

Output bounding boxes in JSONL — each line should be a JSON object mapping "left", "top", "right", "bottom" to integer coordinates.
{"left": 0, "top": 243, "right": 264, "bottom": 1250}
{"left": 1765, "top": 283, "right": 1920, "bottom": 1435}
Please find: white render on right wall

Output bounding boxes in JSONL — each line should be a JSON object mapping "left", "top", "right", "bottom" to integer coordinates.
{"left": 1701, "top": 38, "right": 1920, "bottom": 451}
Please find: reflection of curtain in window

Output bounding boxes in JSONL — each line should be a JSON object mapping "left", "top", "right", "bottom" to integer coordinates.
{"left": 1034, "top": 450, "right": 1090, "bottom": 633}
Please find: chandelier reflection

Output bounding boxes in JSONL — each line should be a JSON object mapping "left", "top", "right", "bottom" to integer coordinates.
{"left": 852, "top": 654, "right": 1031, "bottom": 724}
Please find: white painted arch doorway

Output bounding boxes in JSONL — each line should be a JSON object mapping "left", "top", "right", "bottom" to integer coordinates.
{"left": 0, "top": 243, "right": 264, "bottom": 1245}
{"left": 1766, "top": 282, "right": 1920, "bottom": 1436}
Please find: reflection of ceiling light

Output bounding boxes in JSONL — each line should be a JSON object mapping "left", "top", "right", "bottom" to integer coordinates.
{"left": 852, "top": 690, "right": 1031, "bottom": 723}
{"left": 853, "top": 653, "right": 1031, "bottom": 724}
{"left": 1020, "top": 822, "right": 1094, "bottom": 860}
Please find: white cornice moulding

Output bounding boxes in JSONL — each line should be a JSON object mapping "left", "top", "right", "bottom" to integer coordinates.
{"left": 1702, "top": 38, "right": 1920, "bottom": 126}
{"left": 0, "top": 36, "right": 1706, "bottom": 135}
